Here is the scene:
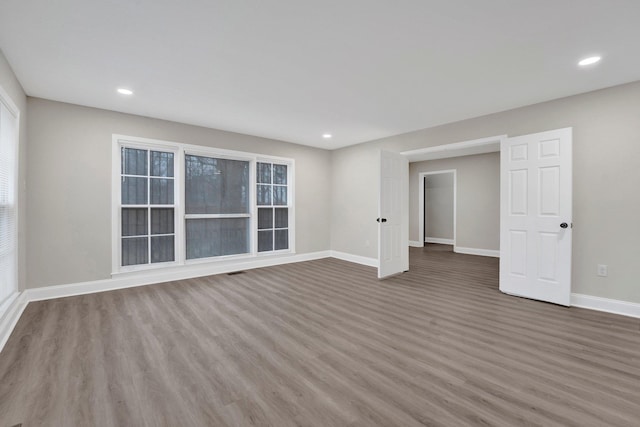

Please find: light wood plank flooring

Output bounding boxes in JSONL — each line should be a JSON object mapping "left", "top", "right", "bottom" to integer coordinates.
{"left": 1, "top": 246, "right": 640, "bottom": 426}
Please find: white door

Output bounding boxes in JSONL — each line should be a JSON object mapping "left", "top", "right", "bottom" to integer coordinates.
{"left": 378, "top": 150, "right": 408, "bottom": 279}
{"left": 500, "top": 128, "right": 572, "bottom": 306}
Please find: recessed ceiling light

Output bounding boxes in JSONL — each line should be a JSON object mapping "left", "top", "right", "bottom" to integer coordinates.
{"left": 322, "top": 133, "right": 332, "bottom": 139}
{"left": 578, "top": 56, "right": 601, "bottom": 66}
{"left": 117, "top": 88, "right": 133, "bottom": 95}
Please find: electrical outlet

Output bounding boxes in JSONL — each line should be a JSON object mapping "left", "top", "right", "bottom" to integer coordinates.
{"left": 597, "top": 264, "right": 608, "bottom": 277}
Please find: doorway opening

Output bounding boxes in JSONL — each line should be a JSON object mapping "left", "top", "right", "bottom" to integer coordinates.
{"left": 419, "top": 170, "right": 456, "bottom": 250}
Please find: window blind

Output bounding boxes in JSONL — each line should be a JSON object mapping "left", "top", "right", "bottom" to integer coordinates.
{"left": 0, "top": 98, "right": 18, "bottom": 307}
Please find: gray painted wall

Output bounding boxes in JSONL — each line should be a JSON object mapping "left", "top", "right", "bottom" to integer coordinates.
{"left": 424, "top": 173, "right": 454, "bottom": 241}
{"left": 26, "top": 98, "right": 331, "bottom": 289}
{"left": 331, "top": 81, "right": 640, "bottom": 304}
{"left": 413, "top": 153, "right": 499, "bottom": 250}
{"left": 0, "top": 50, "right": 27, "bottom": 291}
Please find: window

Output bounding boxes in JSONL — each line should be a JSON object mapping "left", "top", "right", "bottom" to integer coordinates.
{"left": 0, "top": 89, "right": 19, "bottom": 306}
{"left": 185, "top": 155, "right": 250, "bottom": 259}
{"left": 257, "top": 162, "right": 290, "bottom": 252}
{"left": 120, "top": 147, "right": 177, "bottom": 267}
{"left": 113, "top": 136, "right": 294, "bottom": 273}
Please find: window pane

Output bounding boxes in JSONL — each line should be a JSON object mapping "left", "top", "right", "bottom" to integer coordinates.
{"left": 257, "top": 162, "right": 272, "bottom": 184}
{"left": 150, "top": 178, "right": 174, "bottom": 204}
{"left": 151, "top": 236, "right": 174, "bottom": 263}
{"left": 186, "top": 218, "right": 249, "bottom": 259}
{"left": 122, "top": 148, "right": 147, "bottom": 175}
{"left": 258, "top": 230, "right": 273, "bottom": 252}
{"left": 185, "top": 155, "right": 249, "bottom": 214}
{"left": 122, "top": 208, "right": 147, "bottom": 236}
{"left": 274, "top": 208, "right": 288, "bottom": 228}
{"left": 273, "top": 186, "right": 287, "bottom": 205}
{"left": 258, "top": 208, "right": 273, "bottom": 230}
{"left": 122, "top": 237, "right": 148, "bottom": 265}
{"left": 273, "top": 164, "right": 287, "bottom": 185}
{"left": 151, "top": 151, "right": 174, "bottom": 177}
{"left": 151, "top": 208, "right": 174, "bottom": 234}
{"left": 274, "top": 229, "right": 288, "bottom": 250}
{"left": 257, "top": 184, "right": 271, "bottom": 206}
{"left": 122, "top": 177, "right": 147, "bottom": 204}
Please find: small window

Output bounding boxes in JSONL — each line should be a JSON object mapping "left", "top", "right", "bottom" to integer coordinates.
{"left": 120, "top": 147, "right": 176, "bottom": 267}
{"left": 257, "top": 162, "right": 290, "bottom": 252}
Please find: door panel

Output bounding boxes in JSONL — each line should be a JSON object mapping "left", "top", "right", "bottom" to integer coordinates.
{"left": 378, "top": 150, "right": 408, "bottom": 278}
{"left": 500, "top": 128, "right": 572, "bottom": 306}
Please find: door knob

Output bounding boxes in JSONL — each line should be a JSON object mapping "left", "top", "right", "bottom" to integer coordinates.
{"left": 560, "top": 222, "right": 568, "bottom": 229}
{"left": 376, "top": 218, "right": 387, "bottom": 223}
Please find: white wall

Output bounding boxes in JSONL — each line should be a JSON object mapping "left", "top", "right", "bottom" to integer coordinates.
{"left": 0, "top": 49, "right": 27, "bottom": 291}
{"left": 331, "top": 80, "right": 640, "bottom": 304}
{"left": 412, "top": 153, "right": 500, "bottom": 251}
{"left": 26, "top": 98, "right": 332, "bottom": 289}
{"left": 424, "top": 173, "right": 454, "bottom": 241}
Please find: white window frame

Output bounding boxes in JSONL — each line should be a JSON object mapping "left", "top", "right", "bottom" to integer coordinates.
{"left": 112, "top": 135, "right": 295, "bottom": 275}
{"left": 255, "top": 159, "right": 295, "bottom": 256}
{"left": 0, "top": 85, "right": 20, "bottom": 307}
{"left": 113, "top": 138, "right": 181, "bottom": 273}
{"left": 183, "top": 148, "right": 254, "bottom": 264}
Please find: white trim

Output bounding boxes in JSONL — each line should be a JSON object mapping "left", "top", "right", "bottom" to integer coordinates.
{"left": 0, "top": 85, "right": 21, "bottom": 312}
{"left": 0, "top": 85, "right": 20, "bottom": 117}
{"left": 401, "top": 135, "right": 506, "bottom": 162}
{"left": 454, "top": 246, "right": 500, "bottom": 258}
{"left": 0, "top": 292, "right": 28, "bottom": 352}
{"left": 425, "top": 237, "right": 454, "bottom": 245}
{"left": 419, "top": 170, "right": 457, "bottom": 252}
{"left": 409, "top": 240, "right": 423, "bottom": 248}
{"left": 330, "top": 251, "right": 379, "bottom": 268}
{"left": 4, "top": 254, "right": 640, "bottom": 354}
{"left": 571, "top": 293, "right": 640, "bottom": 319}
{"left": 1, "top": 252, "right": 330, "bottom": 353}
{"left": 28, "top": 251, "right": 330, "bottom": 302}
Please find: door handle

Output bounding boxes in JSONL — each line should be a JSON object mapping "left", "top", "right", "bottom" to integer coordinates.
{"left": 376, "top": 218, "right": 387, "bottom": 223}
{"left": 560, "top": 222, "right": 569, "bottom": 229}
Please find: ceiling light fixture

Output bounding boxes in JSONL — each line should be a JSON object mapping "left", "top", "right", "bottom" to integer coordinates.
{"left": 578, "top": 56, "right": 601, "bottom": 66}
{"left": 117, "top": 88, "right": 133, "bottom": 95}
{"left": 322, "top": 133, "right": 332, "bottom": 139}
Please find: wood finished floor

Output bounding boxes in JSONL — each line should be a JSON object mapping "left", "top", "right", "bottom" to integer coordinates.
{"left": 1, "top": 245, "right": 640, "bottom": 426}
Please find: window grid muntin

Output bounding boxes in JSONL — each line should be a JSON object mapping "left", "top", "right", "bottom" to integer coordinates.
{"left": 120, "top": 147, "right": 177, "bottom": 267}
{"left": 256, "top": 162, "right": 290, "bottom": 253}
{"left": 114, "top": 136, "right": 294, "bottom": 273}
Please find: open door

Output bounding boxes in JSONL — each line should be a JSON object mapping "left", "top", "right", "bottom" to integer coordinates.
{"left": 378, "top": 150, "right": 408, "bottom": 279}
{"left": 500, "top": 128, "right": 572, "bottom": 306}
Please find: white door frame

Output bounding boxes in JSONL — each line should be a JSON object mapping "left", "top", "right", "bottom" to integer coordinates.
{"left": 403, "top": 135, "right": 505, "bottom": 252}
{"left": 402, "top": 135, "right": 507, "bottom": 163}
{"left": 419, "top": 170, "right": 457, "bottom": 248}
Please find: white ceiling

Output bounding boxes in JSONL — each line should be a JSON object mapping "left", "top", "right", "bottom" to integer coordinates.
{"left": 1, "top": 1, "right": 640, "bottom": 150}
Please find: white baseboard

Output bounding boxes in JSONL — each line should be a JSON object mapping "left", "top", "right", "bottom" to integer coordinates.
{"left": 330, "top": 251, "right": 379, "bottom": 268}
{"left": 0, "top": 292, "right": 29, "bottom": 352}
{"left": 1, "top": 252, "right": 333, "bottom": 353}
{"left": 409, "top": 240, "right": 423, "bottom": 248}
{"left": 27, "top": 251, "right": 332, "bottom": 302}
{"left": 454, "top": 246, "right": 500, "bottom": 258}
{"left": 425, "top": 237, "right": 454, "bottom": 245}
{"left": 571, "top": 293, "right": 640, "bottom": 319}
{"left": 12, "top": 251, "right": 637, "bottom": 352}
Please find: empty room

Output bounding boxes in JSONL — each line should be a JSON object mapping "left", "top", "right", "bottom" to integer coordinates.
{"left": 1, "top": 1, "right": 640, "bottom": 426}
